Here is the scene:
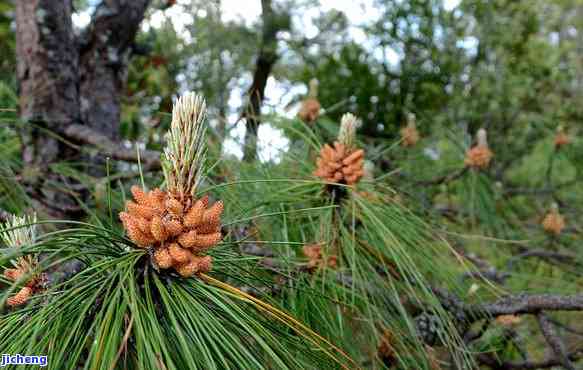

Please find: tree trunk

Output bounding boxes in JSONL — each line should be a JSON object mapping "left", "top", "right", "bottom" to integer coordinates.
{"left": 16, "top": 0, "right": 79, "bottom": 167}
{"left": 15, "top": 0, "right": 150, "bottom": 217}
{"left": 79, "top": 0, "right": 150, "bottom": 140}
{"left": 242, "top": 0, "right": 282, "bottom": 162}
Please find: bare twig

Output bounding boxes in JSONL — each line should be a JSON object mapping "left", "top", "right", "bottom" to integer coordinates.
{"left": 506, "top": 249, "right": 578, "bottom": 270}
{"left": 476, "top": 294, "right": 583, "bottom": 317}
{"left": 63, "top": 124, "right": 161, "bottom": 168}
{"left": 537, "top": 313, "right": 575, "bottom": 370}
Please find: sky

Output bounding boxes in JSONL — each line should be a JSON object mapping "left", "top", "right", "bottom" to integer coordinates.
{"left": 74, "top": 0, "right": 462, "bottom": 162}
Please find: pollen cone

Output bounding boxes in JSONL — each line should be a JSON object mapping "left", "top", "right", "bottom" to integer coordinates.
{"left": 303, "top": 244, "right": 337, "bottom": 270}
{"left": 400, "top": 113, "right": 420, "bottom": 147}
{"left": 6, "top": 286, "right": 32, "bottom": 307}
{"left": 298, "top": 79, "right": 320, "bottom": 124}
{"left": 120, "top": 187, "right": 224, "bottom": 277}
{"left": 314, "top": 141, "right": 365, "bottom": 185}
{"left": 542, "top": 204, "right": 565, "bottom": 235}
{"left": 465, "top": 129, "right": 493, "bottom": 169}
{"left": 554, "top": 126, "right": 570, "bottom": 148}
{"left": 298, "top": 99, "right": 321, "bottom": 124}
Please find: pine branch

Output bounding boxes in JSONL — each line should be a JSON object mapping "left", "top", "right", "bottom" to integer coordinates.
{"left": 537, "top": 313, "right": 575, "bottom": 370}
{"left": 476, "top": 294, "right": 583, "bottom": 317}
{"left": 430, "top": 288, "right": 583, "bottom": 369}
{"left": 63, "top": 124, "right": 161, "bottom": 168}
{"left": 506, "top": 249, "right": 578, "bottom": 270}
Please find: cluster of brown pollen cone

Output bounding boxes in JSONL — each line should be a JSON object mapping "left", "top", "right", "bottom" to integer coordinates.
{"left": 464, "top": 145, "right": 493, "bottom": 169}
{"left": 314, "top": 142, "right": 365, "bottom": 185}
{"left": 400, "top": 125, "right": 420, "bottom": 147}
{"left": 465, "top": 129, "right": 493, "bottom": 169}
{"left": 554, "top": 131, "right": 570, "bottom": 148}
{"left": 119, "top": 186, "right": 223, "bottom": 277}
{"left": 302, "top": 244, "right": 337, "bottom": 270}
{"left": 542, "top": 209, "right": 565, "bottom": 236}
{"left": 298, "top": 98, "right": 321, "bottom": 124}
{"left": 3, "top": 267, "right": 44, "bottom": 307}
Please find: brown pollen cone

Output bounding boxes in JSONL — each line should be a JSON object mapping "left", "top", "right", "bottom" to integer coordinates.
{"left": 3, "top": 267, "right": 45, "bottom": 307}
{"left": 464, "top": 145, "right": 493, "bottom": 169}
{"left": 495, "top": 314, "right": 521, "bottom": 326}
{"left": 554, "top": 132, "right": 570, "bottom": 148}
{"left": 400, "top": 125, "right": 420, "bottom": 147}
{"left": 303, "top": 244, "right": 337, "bottom": 270}
{"left": 314, "top": 141, "right": 365, "bottom": 185}
{"left": 298, "top": 98, "right": 321, "bottom": 124}
{"left": 120, "top": 185, "right": 223, "bottom": 277}
{"left": 542, "top": 210, "right": 565, "bottom": 235}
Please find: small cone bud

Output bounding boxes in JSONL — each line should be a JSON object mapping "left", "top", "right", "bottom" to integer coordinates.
{"left": 111, "top": 189, "right": 206, "bottom": 280}
{"left": 338, "top": 113, "right": 359, "bottom": 150}
{"left": 476, "top": 128, "right": 488, "bottom": 147}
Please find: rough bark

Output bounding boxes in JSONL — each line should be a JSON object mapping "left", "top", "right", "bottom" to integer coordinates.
{"left": 79, "top": 0, "right": 150, "bottom": 140}
{"left": 64, "top": 124, "right": 161, "bottom": 168}
{"left": 242, "top": 0, "right": 282, "bottom": 162}
{"left": 15, "top": 0, "right": 151, "bottom": 217}
{"left": 16, "top": 0, "right": 79, "bottom": 167}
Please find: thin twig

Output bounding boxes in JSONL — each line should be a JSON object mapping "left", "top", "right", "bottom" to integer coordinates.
{"left": 63, "top": 124, "right": 161, "bottom": 168}
{"left": 537, "top": 313, "right": 575, "bottom": 370}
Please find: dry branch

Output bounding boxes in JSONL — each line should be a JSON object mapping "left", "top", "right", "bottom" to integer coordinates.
{"left": 64, "top": 124, "right": 161, "bottom": 168}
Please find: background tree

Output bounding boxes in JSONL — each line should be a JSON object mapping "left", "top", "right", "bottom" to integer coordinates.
{"left": 14, "top": 0, "right": 150, "bottom": 216}
{"left": 242, "top": 0, "right": 290, "bottom": 161}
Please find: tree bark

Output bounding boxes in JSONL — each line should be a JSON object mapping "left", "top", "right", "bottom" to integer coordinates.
{"left": 242, "top": 0, "right": 282, "bottom": 162}
{"left": 15, "top": 0, "right": 151, "bottom": 217}
{"left": 16, "top": 0, "right": 79, "bottom": 167}
{"left": 79, "top": 0, "right": 150, "bottom": 140}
